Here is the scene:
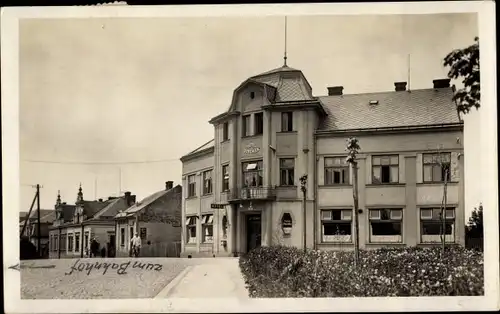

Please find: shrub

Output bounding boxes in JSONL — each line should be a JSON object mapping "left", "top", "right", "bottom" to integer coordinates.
{"left": 239, "top": 245, "right": 484, "bottom": 298}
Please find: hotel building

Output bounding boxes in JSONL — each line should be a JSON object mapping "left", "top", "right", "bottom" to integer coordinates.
{"left": 180, "top": 64, "right": 464, "bottom": 257}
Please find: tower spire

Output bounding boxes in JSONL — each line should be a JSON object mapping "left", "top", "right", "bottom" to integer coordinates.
{"left": 55, "top": 190, "right": 62, "bottom": 208}
{"left": 283, "top": 16, "right": 288, "bottom": 67}
{"left": 77, "top": 183, "right": 83, "bottom": 203}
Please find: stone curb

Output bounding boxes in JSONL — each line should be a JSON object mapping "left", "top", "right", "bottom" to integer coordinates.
{"left": 154, "top": 265, "right": 193, "bottom": 298}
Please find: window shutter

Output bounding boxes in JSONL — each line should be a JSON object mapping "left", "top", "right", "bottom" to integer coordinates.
{"left": 369, "top": 210, "right": 381, "bottom": 220}
{"left": 420, "top": 209, "right": 433, "bottom": 220}
{"left": 321, "top": 210, "right": 332, "bottom": 220}
{"left": 390, "top": 209, "right": 403, "bottom": 220}
{"left": 341, "top": 210, "right": 352, "bottom": 221}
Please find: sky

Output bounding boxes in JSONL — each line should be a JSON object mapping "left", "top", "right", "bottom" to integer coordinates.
{"left": 19, "top": 13, "right": 480, "bottom": 217}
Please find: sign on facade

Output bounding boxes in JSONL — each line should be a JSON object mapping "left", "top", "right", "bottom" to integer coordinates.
{"left": 211, "top": 204, "right": 225, "bottom": 209}
{"left": 243, "top": 143, "right": 260, "bottom": 155}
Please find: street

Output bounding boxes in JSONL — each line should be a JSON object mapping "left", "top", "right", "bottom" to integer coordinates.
{"left": 21, "top": 257, "right": 248, "bottom": 299}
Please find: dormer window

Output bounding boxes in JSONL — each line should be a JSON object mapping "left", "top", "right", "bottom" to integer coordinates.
{"left": 281, "top": 112, "right": 293, "bottom": 132}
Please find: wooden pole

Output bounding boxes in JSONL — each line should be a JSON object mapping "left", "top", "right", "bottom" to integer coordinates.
{"left": 21, "top": 192, "right": 38, "bottom": 238}
{"left": 36, "top": 184, "right": 41, "bottom": 257}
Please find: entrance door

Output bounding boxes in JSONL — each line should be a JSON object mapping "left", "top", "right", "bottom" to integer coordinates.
{"left": 246, "top": 214, "right": 262, "bottom": 253}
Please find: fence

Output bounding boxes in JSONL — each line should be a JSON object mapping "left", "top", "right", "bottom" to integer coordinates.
{"left": 140, "top": 241, "right": 181, "bottom": 258}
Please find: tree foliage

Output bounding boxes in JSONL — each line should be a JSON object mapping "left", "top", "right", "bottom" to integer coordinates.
{"left": 466, "top": 203, "right": 483, "bottom": 238}
{"left": 443, "top": 37, "right": 480, "bottom": 114}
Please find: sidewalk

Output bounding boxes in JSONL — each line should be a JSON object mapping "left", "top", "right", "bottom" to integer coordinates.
{"left": 155, "top": 258, "right": 249, "bottom": 298}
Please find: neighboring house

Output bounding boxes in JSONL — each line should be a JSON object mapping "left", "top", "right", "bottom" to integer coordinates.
{"left": 114, "top": 181, "right": 182, "bottom": 257}
{"left": 20, "top": 209, "right": 56, "bottom": 257}
{"left": 48, "top": 185, "right": 136, "bottom": 259}
{"left": 180, "top": 63, "right": 465, "bottom": 257}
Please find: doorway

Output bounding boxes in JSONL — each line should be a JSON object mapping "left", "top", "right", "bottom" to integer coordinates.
{"left": 246, "top": 214, "right": 262, "bottom": 253}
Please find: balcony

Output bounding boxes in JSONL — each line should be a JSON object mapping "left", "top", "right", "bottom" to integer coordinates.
{"left": 228, "top": 186, "right": 276, "bottom": 202}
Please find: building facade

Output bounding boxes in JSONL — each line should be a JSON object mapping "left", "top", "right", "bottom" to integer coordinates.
{"left": 48, "top": 186, "right": 135, "bottom": 259}
{"left": 20, "top": 209, "right": 56, "bottom": 257}
{"left": 180, "top": 64, "right": 465, "bottom": 257}
{"left": 114, "top": 181, "right": 182, "bottom": 257}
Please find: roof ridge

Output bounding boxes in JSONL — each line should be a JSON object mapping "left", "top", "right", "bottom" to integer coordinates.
{"left": 317, "top": 87, "right": 453, "bottom": 98}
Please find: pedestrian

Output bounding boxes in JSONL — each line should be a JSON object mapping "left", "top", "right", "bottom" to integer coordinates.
{"left": 90, "top": 237, "right": 99, "bottom": 258}
{"left": 130, "top": 232, "right": 142, "bottom": 257}
{"left": 100, "top": 247, "right": 106, "bottom": 258}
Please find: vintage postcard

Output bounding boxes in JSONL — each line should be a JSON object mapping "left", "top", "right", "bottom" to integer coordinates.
{"left": 2, "top": 1, "right": 498, "bottom": 313}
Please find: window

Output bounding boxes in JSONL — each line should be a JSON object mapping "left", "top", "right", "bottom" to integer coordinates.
{"left": 222, "top": 122, "right": 229, "bottom": 141}
{"left": 250, "top": 91, "right": 255, "bottom": 99}
{"left": 242, "top": 115, "right": 251, "bottom": 137}
{"left": 281, "top": 112, "right": 293, "bottom": 132}
{"left": 369, "top": 209, "right": 403, "bottom": 243}
{"left": 55, "top": 237, "right": 59, "bottom": 252}
{"left": 372, "top": 155, "right": 399, "bottom": 184}
{"left": 202, "top": 170, "right": 213, "bottom": 195}
{"left": 140, "top": 228, "right": 147, "bottom": 240}
{"left": 222, "top": 165, "right": 230, "bottom": 192}
{"left": 242, "top": 160, "right": 263, "bottom": 187}
{"left": 84, "top": 232, "right": 89, "bottom": 250}
{"left": 75, "top": 232, "right": 80, "bottom": 252}
{"left": 420, "top": 208, "right": 455, "bottom": 243}
{"left": 202, "top": 214, "right": 214, "bottom": 243}
{"left": 280, "top": 158, "right": 295, "bottom": 186}
{"left": 186, "top": 216, "right": 197, "bottom": 244}
{"left": 187, "top": 174, "right": 196, "bottom": 197}
{"left": 254, "top": 112, "right": 264, "bottom": 135}
{"left": 68, "top": 234, "right": 74, "bottom": 251}
{"left": 324, "top": 157, "right": 350, "bottom": 185}
{"left": 423, "top": 153, "right": 451, "bottom": 183}
{"left": 120, "top": 228, "right": 125, "bottom": 246}
{"left": 321, "top": 209, "right": 352, "bottom": 242}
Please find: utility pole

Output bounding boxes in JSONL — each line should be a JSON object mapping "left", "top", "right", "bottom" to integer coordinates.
{"left": 36, "top": 184, "right": 41, "bottom": 257}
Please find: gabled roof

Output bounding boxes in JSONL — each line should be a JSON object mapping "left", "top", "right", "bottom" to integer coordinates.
{"left": 81, "top": 200, "right": 109, "bottom": 218}
{"left": 180, "top": 139, "right": 214, "bottom": 161}
{"left": 90, "top": 197, "right": 129, "bottom": 220}
{"left": 115, "top": 185, "right": 181, "bottom": 218}
{"left": 28, "top": 209, "right": 54, "bottom": 220}
{"left": 317, "top": 87, "right": 461, "bottom": 131}
{"left": 60, "top": 204, "right": 77, "bottom": 222}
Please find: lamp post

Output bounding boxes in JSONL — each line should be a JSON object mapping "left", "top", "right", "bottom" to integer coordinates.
{"left": 299, "top": 174, "right": 308, "bottom": 252}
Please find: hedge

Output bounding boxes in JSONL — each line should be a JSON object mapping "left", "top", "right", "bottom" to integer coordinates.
{"left": 239, "top": 245, "right": 484, "bottom": 297}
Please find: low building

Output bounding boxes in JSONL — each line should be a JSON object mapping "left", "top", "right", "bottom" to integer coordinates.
{"left": 114, "top": 181, "right": 182, "bottom": 257}
{"left": 48, "top": 185, "right": 135, "bottom": 259}
{"left": 180, "top": 64, "right": 465, "bottom": 257}
{"left": 20, "top": 209, "right": 56, "bottom": 257}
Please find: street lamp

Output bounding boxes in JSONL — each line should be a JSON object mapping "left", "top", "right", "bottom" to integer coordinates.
{"left": 299, "top": 174, "right": 308, "bottom": 252}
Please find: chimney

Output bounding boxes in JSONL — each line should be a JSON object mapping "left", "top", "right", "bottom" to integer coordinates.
{"left": 62, "top": 202, "right": 67, "bottom": 205}
{"left": 394, "top": 82, "right": 407, "bottom": 92}
{"left": 433, "top": 78, "right": 451, "bottom": 89}
{"left": 98, "top": 198, "right": 103, "bottom": 202}
{"left": 124, "top": 191, "right": 133, "bottom": 206}
{"left": 166, "top": 181, "right": 174, "bottom": 190}
{"left": 327, "top": 86, "right": 343, "bottom": 96}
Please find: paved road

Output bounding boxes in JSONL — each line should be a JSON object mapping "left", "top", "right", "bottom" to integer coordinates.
{"left": 21, "top": 258, "right": 201, "bottom": 299}
{"left": 21, "top": 257, "right": 249, "bottom": 299}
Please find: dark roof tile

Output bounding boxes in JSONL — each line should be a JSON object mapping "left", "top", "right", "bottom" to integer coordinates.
{"left": 318, "top": 88, "right": 460, "bottom": 131}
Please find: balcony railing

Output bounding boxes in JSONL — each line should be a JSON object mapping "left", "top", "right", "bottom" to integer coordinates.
{"left": 228, "top": 186, "right": 276, "bottom": 202}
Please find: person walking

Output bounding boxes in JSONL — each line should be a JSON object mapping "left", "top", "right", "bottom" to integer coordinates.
{"left": 130, "top": 232, "right": 141, "bottom": 257}
{"left": 90, "top": 237, "right": 99, "bottom": 258}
